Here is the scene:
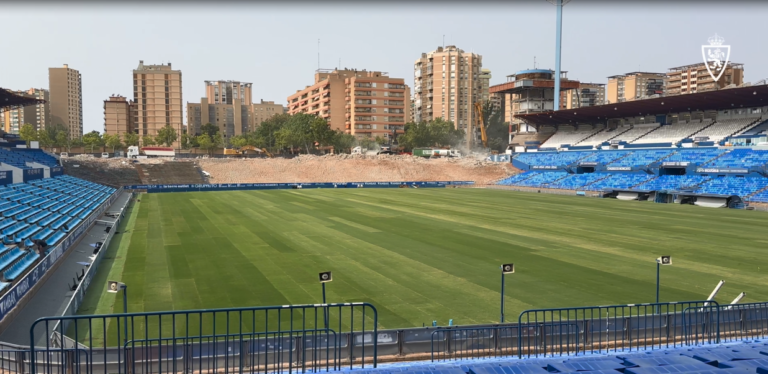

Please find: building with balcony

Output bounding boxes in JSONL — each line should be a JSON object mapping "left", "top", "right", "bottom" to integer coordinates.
{"left": 413, "top": 46, "right": 485, "bottom": 144}
{"left": 0, "top": 88, "right": 50, "bottom": 134}
{"left": 132, "top": 61, "right": 183, "bottom": 145}
{"left": 666, "top": 62, "right": 744, "bottom": 96}
{"left": 287, "top": 69, "right": 410, "bottom": 140}
{"left": 490, "top": 69, "right": 580, "bottom": 136}
{"left": 49, "top": 64, "right": 82, "bottom": 138}
{"left": 103, "top": 95, "right": 135, "bottom": 136}
{"left": 606, "top": 72, "right": 666, "bottom": 104}
{"left": 561, "top": 82, "right": 605, "bottom": 109}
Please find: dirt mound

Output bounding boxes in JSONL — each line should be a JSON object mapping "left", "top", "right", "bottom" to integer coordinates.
{"left": 197, "top": 154, "right": 519, "bottom": 184}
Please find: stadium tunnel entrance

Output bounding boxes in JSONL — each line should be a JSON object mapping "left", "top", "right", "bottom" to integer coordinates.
{"left": 659, "top": 166, "right": 687, "bottom": 176}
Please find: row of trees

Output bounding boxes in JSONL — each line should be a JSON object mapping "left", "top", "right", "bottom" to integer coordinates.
{"left": 17, "top": 99, "right": 509, "bottom": 154}
{"left": 19, "top": 123, "right": 179, "bottom": 152}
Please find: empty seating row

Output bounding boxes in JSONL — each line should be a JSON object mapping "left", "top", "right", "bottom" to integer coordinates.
{"left": 607, "top": 149, "right": 675, "bottom": 168}
{"left": 577, "top": 126, "right": 633, "bottom": 146}
{"left": 635, "top": 175, "right": 712, "bottom": 191}
{"left": 547, "top": 173, "right": 609, "bottom": 190}
{"left": 515, "top": 151, "right": 592, "bottom": 167}
{"left": 589, "top": 173, "right": 656, "bottom": 191}
{"left": 633, "top": 120, "right": 713, "bottom": 144}
{"left": 696, "top": 176, "right": 768, "bottom": 197}
{"left": 540, "top": 126, "right": 603, "bottom": 148}
{"left": 704, "top": 149, "right": 768, "bottom": 168}
{"left": 694, "top": 117, "right": 761, "bottom": 142}
{"left": 3, "top": 251, "right": 39, "bottom": 281}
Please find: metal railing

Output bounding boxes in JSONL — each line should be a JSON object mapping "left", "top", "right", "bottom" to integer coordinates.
{"left": 30, "top": 303, "right": 377, "bottom": 374}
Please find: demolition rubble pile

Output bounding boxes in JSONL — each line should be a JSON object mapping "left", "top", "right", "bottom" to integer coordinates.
{"left": 197, "top": 154, "right": 518, "bottom": 184}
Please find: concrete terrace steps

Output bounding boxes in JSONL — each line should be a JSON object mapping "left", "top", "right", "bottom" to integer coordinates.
{"left": 135, "top": 162, "right": 206, "bottom": 185}
{"left": 574, "top": 126, "right": 634, "bottom": 147}
{"left": 629, "top": 125, "right": 663, "bottom": 143}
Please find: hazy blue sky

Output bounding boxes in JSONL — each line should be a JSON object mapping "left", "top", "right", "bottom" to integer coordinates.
{"left": 2, "top": 1, "right": 766, "bottom": 134}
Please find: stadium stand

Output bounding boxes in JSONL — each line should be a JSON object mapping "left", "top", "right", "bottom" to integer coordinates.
{"left": 547, "top": 172, "right": 609, "bottom": 190}
{"left": 0, "top": 148, "right": 58, "bottom": 169}
{"left": 514, "top": 171, "right": 568, "bottom": 187}
{"left": 611, "top": 124, "right": 661, "bottom": 143}
{"left": 635, "top": 175, "right": 712, "bottom": 191}
{"left": 539, "top": 126, "right": 603, "bottom": 149}
{"left": 514, "top": 151, "right": 592, "bottom": 167}
{"left": 738, "top": 118, "right": 768, "bottom": 136}
{"left": 749, "top": 187, "right": 768, "bottom": 202}
{"left": 632, "top": 120, "right": 713, "bottom": 144}
{"left": 703, "top": 149, "right": 768, "bottom": 168}
{"left": 693, "top": 118, "right": 762, "bottom": 143}
{"left": 350, "top": 341, "right": 768, "bottom": 374}
{"left": 0, "top": 175, "right": 116, "bottom": 292}
{"left": 589, "top": 173, "right": 656, "bottom": 190}
{"left": 496, "top": 172, "right": 538, "bottom": 186}
{"left": 696, "top": 176, "right": 768, "bottom": 196}
{"left": 663, "top": 148, "right": 727, "bottom": 164}
{"left": 576, "top": 151, "right": 629, "bottom": 164}
{"left": 606, "top": 149, "right": 675, "bottom": 168}
{"left": 576, "top": 125, "right": 632, "bottom": 146}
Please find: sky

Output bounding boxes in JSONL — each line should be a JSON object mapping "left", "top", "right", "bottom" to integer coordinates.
{"left": 2, "top": 0, "right": 767, "bottom": 135}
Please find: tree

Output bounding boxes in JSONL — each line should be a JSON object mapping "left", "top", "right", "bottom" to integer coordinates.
{"left": 82, "top": 131, "right": 104, "bottom": 153}
{"left": 251, "top": 113, "right": 290, "bottom": 151}
{"left": 200, "top": 123, "right": 218, "bottom": 137}
{"left": 104, "top": 133, "right": 123, "bottom": 152}
{"left": 142, "top": 135, "right": 156, "bottom": 147}
{"left": 180, "top": 133, "right": 193, "bottom": 150}
{"left": 275, "top": 113, "right": 316, "bottom": 153}
{"left": 123, "top": 132, "right": 139, "bottom": 147}
{"left": 37, "top": 129, "right": 54, "bottom": 147}
{"left": 55, "top": 130, "right": 69, "bottom": 150}
{"left": 229, "top": 135, "right": 248, "bottom": 149}
{"left": 155, "top": 125, "right": 178, "bottom": 147}
{"left": 374, "top": 136, "right": 387, "bottom": 145}
{"left": 19, "top": 124, "right": 37, "bottom": 146}
{"left": 330, "top": 131, "right": 356, "bottom": 153}
{"left": 397, "top": 118, "right": 464, "bottom": 151}
{"left": 357, "top": 137, "right": 378, "bottom": 150}
{"left": 196, "top": 134, "right": 215, "bottom": 155}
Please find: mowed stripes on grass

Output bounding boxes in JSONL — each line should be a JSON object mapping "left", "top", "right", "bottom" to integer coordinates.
{"left": 81, "top": 188, "right": 768, "bottom": 331}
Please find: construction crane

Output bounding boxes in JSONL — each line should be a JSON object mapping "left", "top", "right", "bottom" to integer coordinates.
{"left": 474, "top": 102, "right": 488, "bottom": 149}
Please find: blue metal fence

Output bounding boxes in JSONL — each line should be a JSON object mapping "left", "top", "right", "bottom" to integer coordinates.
{"left": 30, "top": 303, "right": 377, "bottom": 374}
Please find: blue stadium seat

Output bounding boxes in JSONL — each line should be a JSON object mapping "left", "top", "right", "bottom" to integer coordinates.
{"left": 705, "top": 149, "right": 768, "bottom": 168}
{"left": 515, "top": 172, "right": 569, "bottom": 187}
{"left": 607, "top": 150, "right": 676, "bottom": 168}
{"left": 2, "top": 222, "right": 29, "bottom": 237}
{"left": 32, "top": 228, "right": 54, "bottom": 241}
{"left": 696, "top": 176, "right": 768, "bottom": 197}
{"left": 0, "top": 248, "right": 25, "bottom": 270}
{"left": 14, "top": 225, "right": 41, "bottom": 243}
{"left": 634, "top": 175, "right": 711, "bottom": 191}
{"left": 3, "top": 251, "right": 39, "bottom": 281}
{"left": 46, "top": 231, "right": 66, "bottom": 245}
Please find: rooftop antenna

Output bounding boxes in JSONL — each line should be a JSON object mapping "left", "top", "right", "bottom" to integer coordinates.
{"left": 534, "top": 56, "right": 537, "bottom": 69}
{"left": 317, "top": 39, "right": 320, "bottom": 70}
{"left": 442, "top": 35, "right": 445, "bottom": 48}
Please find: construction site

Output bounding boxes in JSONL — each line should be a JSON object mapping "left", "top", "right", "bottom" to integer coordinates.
{"left": 60, "top": 154, "right": 518, "bottom": 186}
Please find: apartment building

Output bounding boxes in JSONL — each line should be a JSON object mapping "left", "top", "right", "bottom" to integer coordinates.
{"left": 251, "top": 99, "right": 285, "bottom": 129}
{"left": 561, "top": 82, "right": 605, "bottom": 109}
{"left": 666, "top": 62, "right": 744, "bottom": 95}
{"left": 0, "top": 88, "right": 50, "bottom": 134}
{"left": 606, "top": 72, "right": 666, "bottom": 104}
{"left": 133, "top": 61, "right": 183, "bottom": 145}
{"left": 287, "top": 69, "right": 410, "bottom": 140}
{"left": 103, "top": 95, "right": 135, "bottom": 136}
{"left": 49, "top": 64, "right": 82, "bottom": 137}
{"left": 413, "top": 45, "right": 485, "bottom": 144}
{"left": 188, "top": 79, "right": 285, "bottom": 137}
{"left": 205, "top": 80, "right": 253, "bottom": 105}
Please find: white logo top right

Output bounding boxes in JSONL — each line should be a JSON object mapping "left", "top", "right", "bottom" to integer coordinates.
{"left": 702, "top": 34, "right": 731, "bottom": 82}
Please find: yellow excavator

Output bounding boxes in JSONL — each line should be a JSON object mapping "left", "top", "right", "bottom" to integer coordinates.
{"left": 474, "top": 102, "right": 494, "bottom": 152}
{"left": 223, "top": 145, "right": 274, "bottom": 158}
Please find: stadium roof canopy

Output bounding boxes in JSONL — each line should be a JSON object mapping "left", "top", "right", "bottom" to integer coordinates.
{"left": 0, "top": 88, "right": 46, "bottom": 111}
{"left": 516, "top": 84, "right": 768, "bottom": 127}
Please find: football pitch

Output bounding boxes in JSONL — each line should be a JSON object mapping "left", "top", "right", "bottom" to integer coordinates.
{"left": 79, "top": 188, "right": 768, "bottom": 331}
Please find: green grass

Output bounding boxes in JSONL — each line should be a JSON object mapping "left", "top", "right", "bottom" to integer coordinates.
{"left": 75, "top": 188, "right": 768, "bottom": 344}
